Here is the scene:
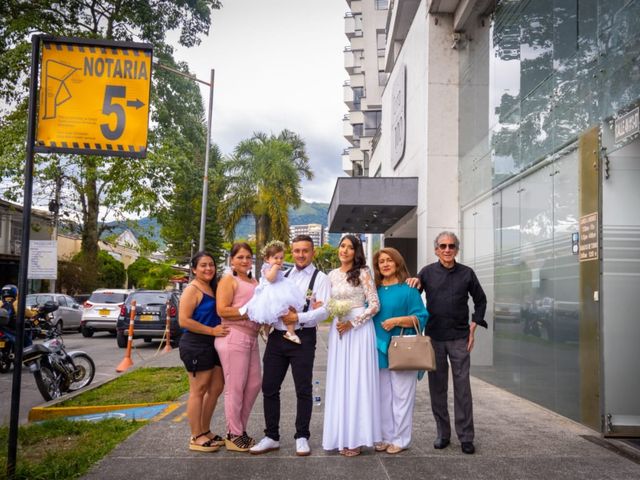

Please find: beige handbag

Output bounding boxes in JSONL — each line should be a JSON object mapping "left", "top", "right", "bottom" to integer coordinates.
{"left": 388, "top": 316, "right": 436, "bottom": 372}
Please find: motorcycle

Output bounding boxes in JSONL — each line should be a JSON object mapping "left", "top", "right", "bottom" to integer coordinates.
{"left": 0, "top": 308, "right": 14, "bottom": 373}
{"left": 22, "top": 301, "right": 96, "bottom": 401}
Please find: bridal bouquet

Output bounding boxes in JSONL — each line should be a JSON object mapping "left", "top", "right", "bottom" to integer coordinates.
{"left": 327, "top": 298, "right": 353, "bottom": 323}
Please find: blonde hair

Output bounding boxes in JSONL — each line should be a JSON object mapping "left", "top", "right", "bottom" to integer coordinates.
{"left": 261, "top": 240, "right": 285, "bottom": 259}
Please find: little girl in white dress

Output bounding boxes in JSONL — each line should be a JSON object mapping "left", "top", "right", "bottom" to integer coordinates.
{"left": 241, "top": 240, "right": 305, "bottom": 344}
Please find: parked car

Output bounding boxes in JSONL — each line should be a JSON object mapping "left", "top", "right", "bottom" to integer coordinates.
{"left": 80, "top": 289, "right": 132, "bottom": 337}
{"left": 25, "top": 293, "right": 83, "bottom": 333}
{"left": 116, "top": 290, "right": 181, "bottom": 348}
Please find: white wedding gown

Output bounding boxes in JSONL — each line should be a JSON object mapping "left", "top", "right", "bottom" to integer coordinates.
{"left": 322, "top": 267, "right": 381, "bottom": 451}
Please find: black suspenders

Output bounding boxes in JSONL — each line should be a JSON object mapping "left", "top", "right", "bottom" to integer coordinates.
{"left": 285, "top": 267, "right": 319, "bottom": 313}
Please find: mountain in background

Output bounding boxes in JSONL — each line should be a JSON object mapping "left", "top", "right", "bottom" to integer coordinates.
{"left": 103, "top": 200, "right": 340, "bottom": 246}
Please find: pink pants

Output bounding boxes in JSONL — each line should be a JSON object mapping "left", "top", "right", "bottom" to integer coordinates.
{"left": 215, "top": 328, "right": 262, "bottom": 436}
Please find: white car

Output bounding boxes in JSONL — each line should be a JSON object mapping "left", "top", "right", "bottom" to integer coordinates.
{"left": 80, "top": 288, "right": 132, "bottom": 337}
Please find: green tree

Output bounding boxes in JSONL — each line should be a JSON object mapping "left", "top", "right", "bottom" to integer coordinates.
{"left": 0, "top": 1, "right": 222, "bottom": 270}
{"left": 158, "top": 143, "right": 226, "bottom": 266}
{"left": 219, "top": 130, "right": 313, "bottom": 277}
{"left": 139, "top": 262, "right": 176, "bottom": 289}
{"left": 97, "top": 251, "right": 127, "bottom": 288}
{"left": 313, "top": 244, "right": 340, "bottom": 273}
{"left": 127, "top": 257, "right": 155, "bottom": 289}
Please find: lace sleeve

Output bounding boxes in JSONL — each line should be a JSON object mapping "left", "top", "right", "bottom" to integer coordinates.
{"left": 351, "top": 267, "right": 380, "bottom": 328}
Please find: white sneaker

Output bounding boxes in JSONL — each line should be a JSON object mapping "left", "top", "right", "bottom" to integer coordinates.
{"left": 249, "top": 436, "right": 280, "bottom": 455}
{"left": 296, "top": 437, "right": 311, "bottom": 456}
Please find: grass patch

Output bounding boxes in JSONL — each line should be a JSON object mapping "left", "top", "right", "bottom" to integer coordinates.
{"left": 58, "top": 367, "right": 188, "bottom": 407}
{"left": 0, "top": 418, "right": 143, "bottom": 480}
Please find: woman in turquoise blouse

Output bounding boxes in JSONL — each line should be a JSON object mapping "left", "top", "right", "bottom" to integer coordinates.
{"left": 372, "top": 247, "right": 429, "bottom": 454}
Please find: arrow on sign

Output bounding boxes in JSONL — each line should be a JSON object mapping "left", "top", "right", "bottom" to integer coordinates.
{"left": 126, "top": 98, "right": 145, "bottom": 109}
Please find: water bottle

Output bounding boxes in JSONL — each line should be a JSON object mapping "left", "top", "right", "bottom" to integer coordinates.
{"left": 313, "top": 380, "right": 322, "bottom": 406}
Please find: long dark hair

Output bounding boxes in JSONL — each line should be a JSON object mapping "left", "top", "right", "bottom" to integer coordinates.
{"left": 340, "top": 234, "right": 367, "bottom": 287}
{"left": 230, "top": 242, "right": 253, "bottom": 279}
{"left": 190, "top": 251, "right": 218, "bottom": 291}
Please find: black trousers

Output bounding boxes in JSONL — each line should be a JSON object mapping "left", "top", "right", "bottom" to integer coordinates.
{"left": 427, "top": 336, "right": 474, "bottom": 443}
{"left": 262, "top": 327, "right": 316, "bottom": 441}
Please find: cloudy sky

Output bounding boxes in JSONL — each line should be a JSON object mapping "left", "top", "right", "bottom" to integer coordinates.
{"left": 172, "top": 0, "right": 348, "bottom": 204}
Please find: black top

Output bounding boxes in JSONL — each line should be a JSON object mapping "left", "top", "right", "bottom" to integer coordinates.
{"left": 417, "top": 261, "right": 487, "bottom": 341}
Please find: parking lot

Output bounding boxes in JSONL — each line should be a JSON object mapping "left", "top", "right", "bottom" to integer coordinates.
{"left": 0, "top": 331, "right": 173, "bottom": 425}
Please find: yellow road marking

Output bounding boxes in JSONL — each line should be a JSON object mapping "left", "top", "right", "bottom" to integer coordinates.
{"left": 172, "top": 411, "right": 188, "bottom": 423}
{"left": 153, "top": 402, "right": 183, "bottom": 422}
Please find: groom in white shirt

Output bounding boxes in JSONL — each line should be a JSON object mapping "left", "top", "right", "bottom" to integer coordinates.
{"left": 249, "top": 234, "right": 330, "bottom": 456}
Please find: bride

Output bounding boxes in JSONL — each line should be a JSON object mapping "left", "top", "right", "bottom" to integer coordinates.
{"left": 322, "top": 234, "right": 381, "bottom": 456}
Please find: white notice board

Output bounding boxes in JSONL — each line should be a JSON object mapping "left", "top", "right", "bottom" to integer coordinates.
{"left": 28, "top": 240, "right": 58, "bottom": 280}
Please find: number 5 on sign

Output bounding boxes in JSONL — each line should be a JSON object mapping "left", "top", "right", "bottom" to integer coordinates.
{"left": 35, "top": 36, "right": 152, "bottom": 159}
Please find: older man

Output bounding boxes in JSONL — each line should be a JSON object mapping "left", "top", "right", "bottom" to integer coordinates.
{"left": 411, "top": 231, "right": 487, "bottom": 454}
{"left": 250, "top": 235, "right": 330, "bottom": 457}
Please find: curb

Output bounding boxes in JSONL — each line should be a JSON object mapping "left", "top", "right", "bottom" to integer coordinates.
{"left": 27, "top": 348, "right": 182, "bottom": 421}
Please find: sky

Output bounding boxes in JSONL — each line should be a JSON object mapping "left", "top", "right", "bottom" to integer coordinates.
{"left": 172, "top": 0, "right": 348, "bottom": 204}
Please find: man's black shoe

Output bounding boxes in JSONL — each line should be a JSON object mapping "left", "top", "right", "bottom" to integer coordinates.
{"left": 433, "top": 438, "right": 450, "bottom": 449}
{"left": 461, "top": 442, "right": 475, "bottom": 454}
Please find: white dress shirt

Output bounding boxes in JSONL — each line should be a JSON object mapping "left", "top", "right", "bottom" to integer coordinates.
{"left": 273, "top": 263, "right": 330, "bottom": 331}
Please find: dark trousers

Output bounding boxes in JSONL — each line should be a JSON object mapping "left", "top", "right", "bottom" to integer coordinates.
{"left": 262, "top": 327, "right": 316, "bottom": 441}
{"left": 427, "top": 336, "right": 474, "bottom": 443}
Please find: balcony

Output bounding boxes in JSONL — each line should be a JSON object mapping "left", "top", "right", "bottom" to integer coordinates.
{"left": 343, "top": 114, "right": 353, "bottom": 141}
{"left": 344, "top": 47, "right": 356, "bottom": 74}
{"left": 345, "top": 13, "right": 360, "bottom": 39}
{"left": 349, "top": 146, "right": 364, "bottom": 162}
{"left": 350, "top": 34, "right": 364, "bottom": 51}
{"left": 344, "top": 82, "right": 354, "bottom": 108}
{"left": 342, "top": 149, "right": 353, "bottom": 175}
{"left": 350, "top": 72, "right": 365, "bottom": 89}
{"left": 349, "top": 110, "right": 364, "bottom": 125}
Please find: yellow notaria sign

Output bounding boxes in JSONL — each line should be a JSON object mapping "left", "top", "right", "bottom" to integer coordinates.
{"left": 36, "top": 38, "right": 152, "bottom": 158}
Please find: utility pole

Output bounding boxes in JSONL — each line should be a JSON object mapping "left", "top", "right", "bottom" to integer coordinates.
{"left": 152, "top": 58, "right": 214, "bottom": 252}
{"left": 49, "top": 160, "right": 62, "bottom": 293}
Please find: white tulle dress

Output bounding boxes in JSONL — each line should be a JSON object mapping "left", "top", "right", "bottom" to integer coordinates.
{"left": 322, "top": 267, "right": 382, "bottom": 451}
{"left": 245, "top": 264, "right": 305, "bottom": 325}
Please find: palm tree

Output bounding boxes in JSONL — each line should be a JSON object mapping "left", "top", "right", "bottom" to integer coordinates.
{"left": 218, "top": 130, "right": 313, "bottom": 277}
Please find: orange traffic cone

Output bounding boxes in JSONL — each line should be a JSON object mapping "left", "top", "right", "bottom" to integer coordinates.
{"left": 116, "top": 300, "right": 136, "bottom": 372}
{"left": 163, "top": 301, "right": 173, "bottom": 353}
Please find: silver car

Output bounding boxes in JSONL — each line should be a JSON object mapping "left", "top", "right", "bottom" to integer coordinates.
{"left": 80, "top": 289, "right": 132, "bottom": 337}
{"left": 25, "top": 293, "right": 83, "bottom": 333}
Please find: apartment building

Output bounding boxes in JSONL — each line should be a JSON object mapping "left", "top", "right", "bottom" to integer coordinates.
{"left": 342, "top": 0, "right": 389, "bottom": 177}
{"left": 289, "top": 223, "right": 326, "bottom": 247}
{"left": 329, "top": 0, "right": 640, "bottom": 436}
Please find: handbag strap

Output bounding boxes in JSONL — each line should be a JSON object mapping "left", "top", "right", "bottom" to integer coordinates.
{"left": 399, "top": 316, "right": 423, "bottom": 337}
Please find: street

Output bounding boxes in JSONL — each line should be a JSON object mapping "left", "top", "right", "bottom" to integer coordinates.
{"left": 0, "top": 332, "right": 173, "bottom": 425}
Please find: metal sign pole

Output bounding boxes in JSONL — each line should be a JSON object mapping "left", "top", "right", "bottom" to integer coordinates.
{"left": 6, "top": 34, "right": 41, "bottom": 480}
{"left": 198, "top": 68, "right": 215, "bottom": 251}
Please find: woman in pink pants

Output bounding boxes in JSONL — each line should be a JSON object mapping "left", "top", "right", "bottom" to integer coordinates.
{"left": 216, "top": 242, "right": 260, "bottom": 452}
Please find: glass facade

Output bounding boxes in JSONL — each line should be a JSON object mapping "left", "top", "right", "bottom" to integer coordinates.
{"left": 459, "top": 0, "right": 640, "bottom": 423}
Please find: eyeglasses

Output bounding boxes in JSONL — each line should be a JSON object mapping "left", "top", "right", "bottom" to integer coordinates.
{"left": 438, "top": 243, "right": 457, "bottom": 250}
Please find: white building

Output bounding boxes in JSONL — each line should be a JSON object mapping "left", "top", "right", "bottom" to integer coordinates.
{"left": 342, "top": 0, "right": 389, "bottom": 177}
{"left": 289, "top": 223, "right": 326, "bottom": 246}
{"left": 329, "top": 0, "right": 640, "bottom": 436}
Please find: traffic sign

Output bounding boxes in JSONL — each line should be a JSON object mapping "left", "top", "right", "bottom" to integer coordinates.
{"left": 35, "top": 36, "right": 153, "bottom": 158}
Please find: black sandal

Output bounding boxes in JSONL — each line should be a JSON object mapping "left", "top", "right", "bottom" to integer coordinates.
{"left": 189, "top": 433, "right": 219, "bottom": 452}
{"left": 202, "top": 430, "right": 225, "bottom": 446}
{"left": 224, "top": 433, "right": 252, "bottom": 452}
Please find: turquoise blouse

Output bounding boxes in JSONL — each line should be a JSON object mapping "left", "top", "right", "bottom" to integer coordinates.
{"left": 373, "top": 283, "right": 429, "bottom": 369}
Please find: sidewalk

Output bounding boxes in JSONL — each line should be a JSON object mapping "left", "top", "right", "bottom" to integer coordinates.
{"left": 83, "top": 325, "right": 640, "bottom": 480}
